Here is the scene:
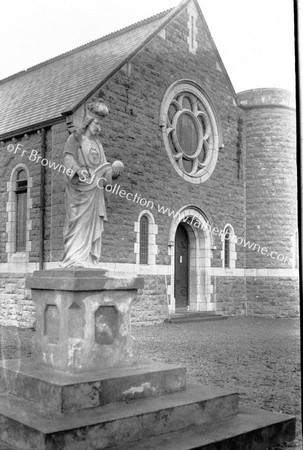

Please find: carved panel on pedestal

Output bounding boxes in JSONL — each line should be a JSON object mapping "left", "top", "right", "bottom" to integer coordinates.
{"left": 95, "top": 306, "right": 119, "bottom": 345}
{"left": 68, "top": 302, "right": 84, "bottom": 339}
{"left": 44, "top": 305, "right": 60, "bottom": 344}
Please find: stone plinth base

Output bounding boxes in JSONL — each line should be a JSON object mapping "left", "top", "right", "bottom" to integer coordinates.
{"left": 26, "top": 269, "right": 144, "bottom": 373}
{"left": 0, "top": 377, "right": 295, "bottom": 450}
{"left": 0, "top": 358, "right": 186, "bottom": 413}
{"left": 0, "top": 269, "right": 295, "bottom": 449}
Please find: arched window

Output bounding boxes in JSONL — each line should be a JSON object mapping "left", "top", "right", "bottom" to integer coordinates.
{"left": 139, "top": 215, "right": 149, "bottom": 264}
{"left": 134, "top": 211, "right": 158, "bottom": 266}
{"left": 15, "top": 169, "right": 28, "bottom": 252}
{"left": 221, "top": 224, "right": 236, "bottom": 269}
{"left": 6, "top": 164, "right": 32, "bottom": 263}
{"left": 224, "top": 226, "right": 231, "bottom": 268}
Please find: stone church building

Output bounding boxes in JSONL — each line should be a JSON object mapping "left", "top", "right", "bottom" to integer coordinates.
{"left": 0, "top": 0, "right": 299, "bottom": 327}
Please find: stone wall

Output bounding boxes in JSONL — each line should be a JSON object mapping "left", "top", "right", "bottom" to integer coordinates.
{"left": 213, "top": 276, "right": 247, "bottom": 316}
{"left": 0, "top": 274, "right": 33, "bottom": 327}
{"left": 44, "top": 123, "right": 69, "bottom": 263}
{"left": 246, "top": 277, "right": 299, "bottom": 317}
{"left": 132, "top": 275, "right": 169, "bottom": 325}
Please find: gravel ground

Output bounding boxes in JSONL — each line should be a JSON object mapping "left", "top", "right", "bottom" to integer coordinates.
{"left": 0, "top": 317, "right": 301, "bottom": 450}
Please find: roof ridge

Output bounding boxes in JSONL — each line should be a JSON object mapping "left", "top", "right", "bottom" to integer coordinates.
{"left": 0, "top": 8, "right": 172, "bottom": 86}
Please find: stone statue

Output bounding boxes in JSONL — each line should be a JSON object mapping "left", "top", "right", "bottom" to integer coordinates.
{"left": 61, "top": 100, "right": 123, "bottom": 268}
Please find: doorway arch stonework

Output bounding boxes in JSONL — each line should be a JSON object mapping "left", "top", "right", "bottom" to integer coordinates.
{"left": 174, "top": 223, "right": 190, "bottom": 309}
{"left": 167, "top": 206, "right": 214, "bottom": 313}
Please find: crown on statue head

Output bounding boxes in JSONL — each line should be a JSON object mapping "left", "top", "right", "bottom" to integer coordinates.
{"left": 86, "top": 100, "right": 109, "bottom": 119}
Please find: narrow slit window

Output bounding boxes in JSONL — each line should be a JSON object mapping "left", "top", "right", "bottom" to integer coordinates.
{"left": 224, "top": 227, "right": 231, "bottom": 268}
{"left": 139, "top": 215, "right": 149, "bottom": 264}
{"left": 191, "top": 16, "right": 194, "bottom": 49}
{"left": 15, "top": 169, "right": 27, "bottom": 252}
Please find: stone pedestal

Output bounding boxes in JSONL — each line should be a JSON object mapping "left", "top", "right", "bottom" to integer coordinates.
{"left": 26, "top": 269, "right": 143, "bottom": 373}
{"left": 0, "top": 269, "right": 296, "bottom": 449}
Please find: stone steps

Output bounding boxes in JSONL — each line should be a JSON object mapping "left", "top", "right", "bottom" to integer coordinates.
{"left": 165, "top": 312, "right": 228, "bottom": 324}
{"left": 111, "top": 406, "right": 296, "bottom": 450}
{"left": 0, "top": 358, "right": 295, "bottom": 449}
{"left": 0, "top": 390, "right": 295, "bottom": 450}
{"left": 0, "top": 359, "right": 186, "bottom": 413}
{"left": 0, "top": 384, "right": 239, "bottom": 449}
{"left": 0, "top": 368, "right": 295, "bottom": 450}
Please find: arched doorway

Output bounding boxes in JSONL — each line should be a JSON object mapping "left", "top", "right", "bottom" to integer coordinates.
{"left": 168, "top": 206, "right": 214, "bottom": 314}
{"left": 174, "top": 223, "right": 189, "bottom": 310}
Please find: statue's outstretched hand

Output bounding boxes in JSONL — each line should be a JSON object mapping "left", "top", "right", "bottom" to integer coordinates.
{"left": 111, "top": 160, "right": 124, "bottom": 179}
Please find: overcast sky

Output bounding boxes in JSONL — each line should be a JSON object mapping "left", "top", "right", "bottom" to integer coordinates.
{"left": 0, "top": 0, "right": 296, "bottom": 93}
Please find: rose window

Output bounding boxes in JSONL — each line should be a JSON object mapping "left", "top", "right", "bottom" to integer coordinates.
{"left": 160, "top": 81, "right": 221, "bottom": 183}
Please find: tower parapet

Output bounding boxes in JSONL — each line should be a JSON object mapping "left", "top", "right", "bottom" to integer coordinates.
{"left": 237, "top": 88, "right": 295, "bottom": 110}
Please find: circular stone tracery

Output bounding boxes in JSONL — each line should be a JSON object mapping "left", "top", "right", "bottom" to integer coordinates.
{"left": 160, "top": 81, "right": 220, "bottom": 184}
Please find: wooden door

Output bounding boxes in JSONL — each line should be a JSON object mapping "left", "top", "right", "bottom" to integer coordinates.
{"left": 174, "top": 224, "right": 189, "bottom": 308}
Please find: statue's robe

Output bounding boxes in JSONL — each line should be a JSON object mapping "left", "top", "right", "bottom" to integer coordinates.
{"left": 61, "top": 133, "right": 110, "bottom": 267}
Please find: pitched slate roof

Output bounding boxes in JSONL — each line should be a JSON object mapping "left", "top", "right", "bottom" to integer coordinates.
{"left": 0, "top": 3, "right": 188, "bottom": 138}
{"left": 0, "top": 0, "right": 236, "bottom": 139}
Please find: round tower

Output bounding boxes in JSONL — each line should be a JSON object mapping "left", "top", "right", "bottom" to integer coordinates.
{"left": 237, "top": 88, "right": 298, "bottom": 316}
